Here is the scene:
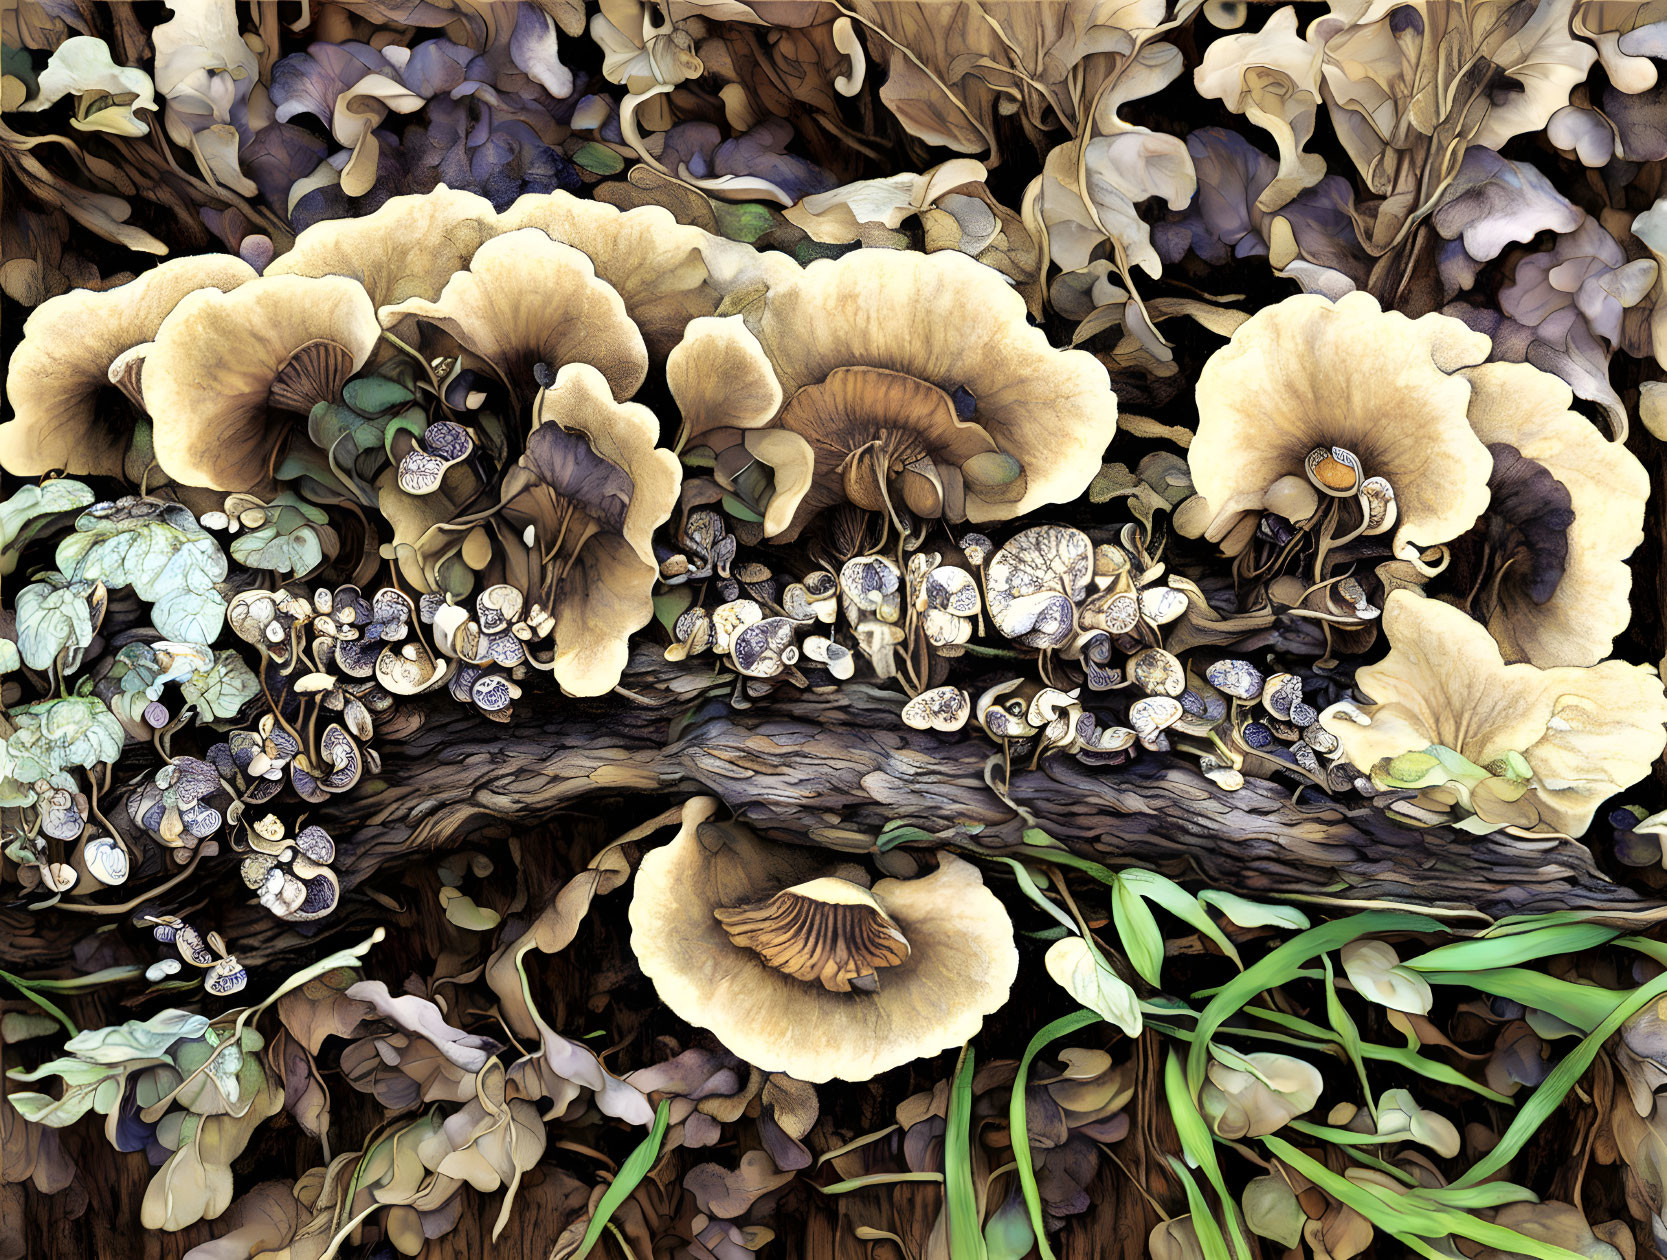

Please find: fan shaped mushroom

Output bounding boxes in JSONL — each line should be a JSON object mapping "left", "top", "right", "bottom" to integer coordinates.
{"left": 628, "top": 799, "right": 1018, "bottom": 1083}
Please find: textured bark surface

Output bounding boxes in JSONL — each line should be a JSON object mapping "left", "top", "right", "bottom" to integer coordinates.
{"left": 292, "top": 648, "right": 1666, "bottom": 952}
{"left": 2, "top": 648, "right": 1658, "bottom": 980}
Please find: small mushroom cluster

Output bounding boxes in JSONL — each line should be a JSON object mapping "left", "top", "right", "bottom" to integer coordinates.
{"left": 127, "top": 756, "right": 235, "bottom": 862}
{"left": 1205, "top": 660, "right": 1364, "bottom": 796}
{"left": 664, "top": 574, "right": 850, "bottom": 700}
{"left": 139, "top": 913, "right": 248, "bottom": 997}
{"left": 236, "top": 813, "right": 339, "bottom": 923}
{"left": 5, "top": 778, "right": 131, "bottom": 895}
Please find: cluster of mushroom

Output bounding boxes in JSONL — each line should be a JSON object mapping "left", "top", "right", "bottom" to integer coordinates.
{"left": 0, "top": 186, "right": 789, "bottom": 701}
{"left": 1179, "top": 291, "right": 1649, "bottom": 671}
{"left": 237, "top": 814, "right": 340, "bottom": 923}
{"left": 138, "top": 913, "right": 248, "bottom": 998}
{"left": 1174, "top": 290, "right": 1667, "bottom": 838}
{"left": 669, "top": 249, "right": 1118, "bottom": 546}
{"left": 10, "top": 783, "right": 129, "bottom": 896}
{"left": 629, "top": 798, "right": 1019, "bottom": 1083}
{"left": 894, "top": 523, "right": 1272, "bottom": 781}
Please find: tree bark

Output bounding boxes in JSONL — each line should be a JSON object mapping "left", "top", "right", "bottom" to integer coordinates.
{"left": 305, "top": 649, "right": 1659, "bottom": 939}
{"left": 3, "top": 648, "right": 1658, "bottom": 974}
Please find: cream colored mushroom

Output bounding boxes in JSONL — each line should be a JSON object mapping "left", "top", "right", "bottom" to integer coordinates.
{"left": 628, "top": 799, "right": 1018, "bottom": 1083}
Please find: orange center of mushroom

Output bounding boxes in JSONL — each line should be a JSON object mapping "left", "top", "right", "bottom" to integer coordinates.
{"left": 715, "top": 876, "right": 911, "bottom": 992}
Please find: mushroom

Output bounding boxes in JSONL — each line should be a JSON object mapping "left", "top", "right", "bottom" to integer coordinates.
{"left": 0, "top": 255, "right": 254, "bottom": 480}
{"left": 1129, "top": 648, "right": 1185, "bottom": 698}
{"left": 1319, "top": 591, "right": 1667, "bottom": 836}
{"left": 1205, "top": 659, "right": 1265, "bottom": 701}
{"left": 376, "top": 641, "right": 448, "bottom": 696}
{"left": 986, "top": 525, "right": 1092, "bottom": 649}
{"left": 802, "top": 636, "right": 855, "bottom": 681}
{"left": 666, "top": 608, "right": 713, "bottom": 663}
{"left": 730, "top": 617, "right": 800, "bottom": 680}
{"left": 628, "top": 799, "right": 1018, "bottom": 1083}
{"left": 145, "top": 275, "right": 382, "bottom": 491}
{"left": 711, "top": 600, "right": 764, "bottom": 656}
{"left": 839, "top": 555, "right": 903, "bottom": 625}
{"left": 675, "top": 250, "right": 1117, "bottom": 541}
{"left": 1180, "top": 291, "right": 1495, "bottom": 561}
{"left": 901, "top": 686, "right": 972, "bottom": 733}
{"left": 80, "top": 836, "right": 130, "bottom": 887}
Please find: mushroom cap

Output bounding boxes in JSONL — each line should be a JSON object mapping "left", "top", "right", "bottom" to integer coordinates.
{"left": 1320, "top": 591, "right": 1667, "bottom": 836}
{"left": 501, "top": 362, "right": 681, "bottom": 697}
{"left": 145, "top": 274, "right": 380, "bottom": 491}
{"left": 0, "top": 255, "right": 254, "bottom": 478}
{"left": 1460, "top": 361, "right": 1648, "bottom": 667}
{"left": 700, "top": 248, "right": 1115, "bottom": 533}
{"left": 1185, "top": 290, "right": 1494, "bottom": 559}
{"left": 629, "top": 800, "right": 1017, "bottom": 1083}
{"left": 267, "top": 184, "right": 797, "bottom": 360}
{"left": 378, "top": 229, "right": 649, "bottom": 404}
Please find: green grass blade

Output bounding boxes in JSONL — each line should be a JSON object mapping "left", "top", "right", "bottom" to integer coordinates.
{"left": 1185, "top": 911, "right": 1445, "bottom": 1095}
{"left": 1452, "top": 966, "right": 1667, "bottom": 1188}
{"left": 1010, "top": 1009, "right": 1101, "bottom": 1260}
{"left": 1402, "top": 924, "right": 1621, "bottom": 972}
{"left": 1164, "top": 1052, "right": 1253, "bottom": 1260}
{"left": 572, "top": 1099, "right": 670, "bottom": 1260}
{"left": 945, "top": 1044, "right": 988, "bottom": 1260}
{"left": 1164, "top": 1157, "right": 1233, "bottom": 1260}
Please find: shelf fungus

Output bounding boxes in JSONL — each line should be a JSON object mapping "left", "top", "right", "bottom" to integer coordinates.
{"left": 144, "top": 274, "right": 383, "bottom": 492}
{"left": 1320, "top": 592, "right": 1667, "bottom": 837}
{"left": 0, "top": 255, "right": 256, "bottom": 481}
{"left": 629, "top": 799, "right": 1018, "bottom": 1083}
{"left": 1181, "top": 291, "right": 1495, "bottom": 561}
{"left": 670, "top": 250, "right": 1117, "bottom": 541}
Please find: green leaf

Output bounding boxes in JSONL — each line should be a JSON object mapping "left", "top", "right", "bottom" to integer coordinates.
{"left": 1164, "top": 1052, "right": 1253, "bottom": 1260}
{"left": 8, "top": 1084, "right": 101, "bottom": 1127}
{"left": 1185, "top": 911, "right": 1445, "bottom": 1096}
{"left": 573, "top": 141, "right": 625, "bottom": 175}
{"left": 15, "top": 574, "right": 95, "bottom": 671}
{"left": 720, "top": 493, "right": 763, "bottom": 523}
{"left": 983, "top": 1190, "right": 1035, "bottom": 1260}
{"left": 652, "top": 587, "right": 692, "bottom": 635}
{"left": 5, "top": 696, "right": 125, "bottom": 779}
{"left": 1112, "top": 875, "right": 1166, "bottom": 986}
{"left": 1164, "top": 1160, "right": 1233, "bottom": 1260}
{"left": 1197, "top": 888, "right": 1310, "bottom": 931}
{"left": 1010, "top": 1009, "right": 1101, "bottom": 1260}
{"left": 178, "top": 650, "right": 259, "bottom": 722}
{"left": 343, "top": 375, "right": 416, "bottom": 416}
{"left": 877, "top": 822, "right": 938, "bottom": 851}
{"left": 56, "top": 499, "right": 227, "bottom": 642}
{"left": 571, "top": 1099, "right": 669, "bottom": 1260}
{"left": 944, "top": 1044, "right": 987, "bottom": 1260}
{"left": 1044, "top": 936, "right": 1141, "bottom": 1036}
{"left": 63, "top": 1009, "right": 210, "bottom": 1063}
{"left": 1416, "top": 967, "right": 1624, "bottom": 1033}
{"left": 712, "top": 201, "right": 778, "bottom": 243}
{"left": 1263, "top": 1137, "right": 1586, "bottom": 1260}
{"left": 1242, "top": 1175, "right": 1304, "bottom": 1249}
{"left": 1453, "top": 962, "right": 1667, "bottom": 1189}
{"left": 1119, "top": 870, "right": 1242, "bottom": 966}
{"left": 0, "top": 478, "right": 94, "bottom": 574}
{"left": 1402, "top": 923, "right": 1622, "bottom": 973}
{"left": 229, "top": 498, "right": 335, "bottom": 576}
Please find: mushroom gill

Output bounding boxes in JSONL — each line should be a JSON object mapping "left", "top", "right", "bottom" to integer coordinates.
{"left": 715, "top": 877, "right": 911, "bottom": 992}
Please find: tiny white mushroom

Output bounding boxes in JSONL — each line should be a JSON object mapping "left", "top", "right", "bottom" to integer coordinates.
{"left": 986, "top": 525, "right": 1092, "bottom": 649}
{"left": 901, "top": 685, "right": 972, "bottom": 733}
{"left": 803, "top": 635, "right": 856, "bottom": 680}
{"left": 712, "top": 599, "right": 764, "bottom": 655}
